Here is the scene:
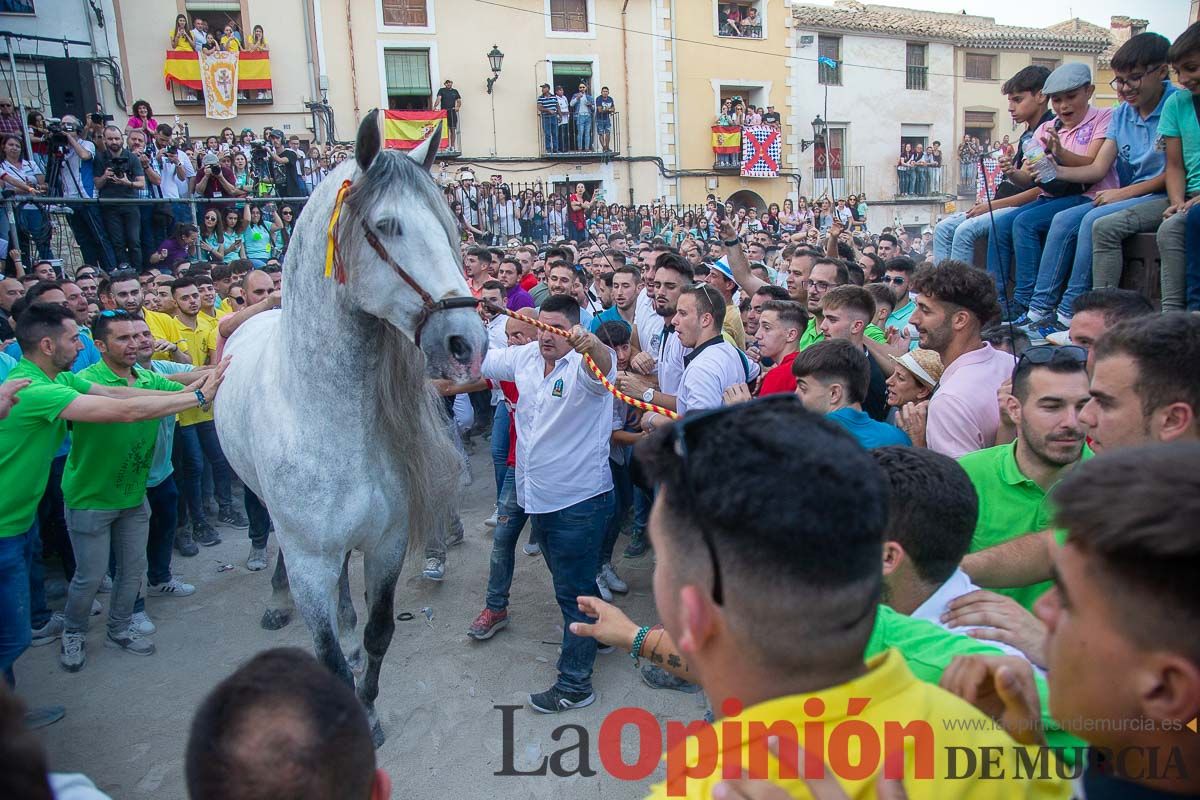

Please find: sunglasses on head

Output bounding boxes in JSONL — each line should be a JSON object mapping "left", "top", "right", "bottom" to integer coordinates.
{"left": 1016, "top": 344, "right": 1088, "bottom": 368}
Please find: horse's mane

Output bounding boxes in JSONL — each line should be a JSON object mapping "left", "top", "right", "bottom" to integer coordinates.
{"left": 339, "top": 149, "right": 463, "bottom": 558}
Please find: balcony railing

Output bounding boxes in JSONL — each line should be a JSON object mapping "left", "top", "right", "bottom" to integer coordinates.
{"left": 171, "top": 81, "right": 273, "bottom": 106}
{"left": 536, "top": 110, "right": 620, "bottom": 158}
{"left": 895, "top": 162, "right": 951, "bottom": 199}
{"left": 906, "top": 65, "right": 928, "bottom": 91}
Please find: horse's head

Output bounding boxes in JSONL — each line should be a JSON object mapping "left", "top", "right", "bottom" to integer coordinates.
{"left": 335, "top": 110, "right": 486, "bottom": 381}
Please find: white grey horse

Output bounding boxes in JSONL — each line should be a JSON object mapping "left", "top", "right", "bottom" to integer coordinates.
{"left": 214, "top": 111, "right": 485, "bottom": 744}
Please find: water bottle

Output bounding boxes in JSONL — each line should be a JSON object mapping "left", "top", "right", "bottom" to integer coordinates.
{"left": 1022, "top": 139, "right": 1057, "bottom": 183}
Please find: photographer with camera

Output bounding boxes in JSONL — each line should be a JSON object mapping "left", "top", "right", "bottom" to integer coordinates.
{"left": 195, "top": 152, "right": 242, "bottom": 213}
{"left": 265, "top": 129, "right": 306, "bottom": 201}
{"left": 47, "top": 115, "right": 113, "bottom": 270}
{"left": 94, "top": 125, "right": 145, "bottom": 268}
{"left": 129, "top": 128, "right": 173, "bottom": 265}
{"left": 151, "top": 123, "right": 196, "bottom": 225}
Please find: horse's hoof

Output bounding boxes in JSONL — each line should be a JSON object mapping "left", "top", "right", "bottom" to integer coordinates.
{"left": 261, "top": 609, "right": 292, "bottom": 630}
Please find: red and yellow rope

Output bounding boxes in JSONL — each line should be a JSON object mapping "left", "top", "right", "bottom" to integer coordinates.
{"left": 489, "top": 304, "right": 679, "bottom": 420}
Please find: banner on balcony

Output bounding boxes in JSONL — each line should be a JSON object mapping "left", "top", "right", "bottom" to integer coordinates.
{"left": 711, "top": 126, "right": 741, "bottom": 154}
{"left": 976, "top": 157, "right": 1003, "bottom": 204}
{"left": 740, "top": 125, "right": 780, "bottom": 178}
{"left": 198, "top": 51, "right": 239, "bottom": 120}
{"left": 384, "top": 110, "right": 451, "bottom": 151}
{"left": 163, "top": 51, "right": 271, "bottom": 94}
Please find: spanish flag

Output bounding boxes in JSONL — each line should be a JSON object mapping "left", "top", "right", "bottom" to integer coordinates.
{"left": 712, "top": 126, "right": 741, "bottom": 155}
{"left": 384, "top": 110, "right": 450, "bottom": 151}
{"left": 163, "top": 50, "right": 272, "bottom": 92}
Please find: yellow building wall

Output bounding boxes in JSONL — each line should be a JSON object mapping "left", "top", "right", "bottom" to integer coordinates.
{"left": 671, "top": 0, "right": 794, "bottom": 206}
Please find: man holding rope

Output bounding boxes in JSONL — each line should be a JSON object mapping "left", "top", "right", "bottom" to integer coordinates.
{"left": 480, "top": 294, "right": 617, "bottom": 714}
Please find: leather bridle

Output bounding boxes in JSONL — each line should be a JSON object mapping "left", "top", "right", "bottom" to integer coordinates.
{"left": 360, "top": 220, "right": 481, "bottom": 346}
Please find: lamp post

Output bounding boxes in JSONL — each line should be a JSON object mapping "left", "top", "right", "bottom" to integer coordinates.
{"left": 485, "top": 45, "right": 504, "bottom": 155}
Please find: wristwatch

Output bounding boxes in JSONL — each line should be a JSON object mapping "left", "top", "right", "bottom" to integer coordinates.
{"left": 642, "top": 388, "right": 655, "bottom": 403}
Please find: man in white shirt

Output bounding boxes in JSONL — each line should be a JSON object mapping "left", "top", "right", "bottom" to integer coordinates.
{"left": 873, "top": 446, "right": 1044, "bottom": 666}
{"left": 55, "top": 116, "right": 112, "bottom": 270}
{"left": 150, "top": 124, "right": 196, "bottom": 223}
{"left": 642, "top": 284, "right": 757, "bottom": 427}
{"left": 480, "top": 294, "right": 616, "bottom": 714}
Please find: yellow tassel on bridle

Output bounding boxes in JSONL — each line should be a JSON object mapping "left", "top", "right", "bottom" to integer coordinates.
{"left": 324, "top": 179, "right": 353, "bottom": 282}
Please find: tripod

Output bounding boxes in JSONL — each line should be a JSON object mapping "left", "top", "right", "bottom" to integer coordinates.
{"left": 45, "top": 143, "right": 112, "bottom": 273}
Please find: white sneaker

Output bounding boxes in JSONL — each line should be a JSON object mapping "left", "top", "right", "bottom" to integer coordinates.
{"left": 131, "top": 611, "right": 157, "bottom": 635}
{"left": 32, "top": 612, "right": 64, "bottom": 647}
{"left": 97, "top": 574, "right": 112, "bottom": 594}
{"left": 600, "top": 562, "right": 628, "bottom": 594}
{"left": 146, "top": 578, "right": 196, "bottom": 597}
{"left": 522, "top": 541, "right": 541, "bottom": 557}
{"left": 596, "top": 575, "right": 613, "bottom": 603}
{"left": 484, "top": 506, "right": 499, "bottom": 528}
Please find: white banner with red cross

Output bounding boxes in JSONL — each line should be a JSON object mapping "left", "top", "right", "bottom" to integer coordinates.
{"left": 741, "top": 125, "right": 781, "bottom": 178}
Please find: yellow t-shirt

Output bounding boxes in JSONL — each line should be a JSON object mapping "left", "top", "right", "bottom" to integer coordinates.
{"left": 644, "top": 649, "right": 1068, "bottom": 800}
{"left": 175, "top": 315, "right": 217, "bottom": 426}
{"left": 144, "top": 309, "right": 189, "bottom": 361}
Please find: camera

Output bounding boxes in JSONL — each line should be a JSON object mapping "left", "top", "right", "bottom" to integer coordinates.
{"left": 208, "top": 164, "right": 222, "bottom": 176}
{"left": 110, "top": 160, "right": 127, "bottom": 179}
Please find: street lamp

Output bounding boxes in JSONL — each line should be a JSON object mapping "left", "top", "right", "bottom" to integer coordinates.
{"left": 486, "top": 45, "right": 504, "bottom": 94}
{"left": 800, "top": 114, "right": 825, "bottom": 152}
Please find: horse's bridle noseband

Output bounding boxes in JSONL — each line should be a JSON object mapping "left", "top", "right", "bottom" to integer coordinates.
{"left": 361, "top": 220, "right": 481, "bottom": 346}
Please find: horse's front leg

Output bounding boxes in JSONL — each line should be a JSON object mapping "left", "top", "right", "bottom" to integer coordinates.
{"left": 358, "top": 537, "right": 404, "bottom": 747}
{"left": 261, "top": 550, "right": 295, "bottom": 630}
{"left": 337, "top": 552, "right": 363, "bottom": 675}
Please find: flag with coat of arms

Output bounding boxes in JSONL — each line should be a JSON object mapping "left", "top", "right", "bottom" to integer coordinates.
{"left": 740, "top": 125, "right": 780, "bottom": 178}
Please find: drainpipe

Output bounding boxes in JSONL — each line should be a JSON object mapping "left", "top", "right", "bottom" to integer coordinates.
{"left": 669, "top": 0, "right": 681, "bottom": 202}
{"left": 300, "top": 0, "right": 318, "bottom": 118}
{"left": 621, "top": 0, "right": 633, "bottom": 205}
{"left": 345, "top": 0, "right": 361, "bottom": 125}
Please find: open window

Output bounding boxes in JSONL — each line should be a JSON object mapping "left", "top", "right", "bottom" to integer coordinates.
{"left": 715, "top": 1, "right": 763, "bottom": 39}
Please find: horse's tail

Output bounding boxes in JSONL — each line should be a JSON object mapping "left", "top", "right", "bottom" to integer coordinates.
{"left": 375, "top": 323, "right": 459, "bottom": 561}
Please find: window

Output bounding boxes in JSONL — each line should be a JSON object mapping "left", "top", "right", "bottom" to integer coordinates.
{"left": 1031, "top": 57, "right": 1059, "bottom": 72}
{"left": 185, "top": 1, "right": 243, "bottom": 45}
{"left": 717, "top": 1, "right": 763, "bottom": 39}
{"left": 550, "top": 0, "right": 588, "bottom": 32}
{"left": 964, "top": 53, "right": 995, "bottom": 81}
{"left": 381, "top": 0, "right": 428, "bottom": 26}
{"left": 814, "top": 126, "right": 844, "bottom": 179}
{"left": 384, "top": 50, "right": 431, "bottom": 110}
{"left": 818, "top": 35, "right": 841, "bottom": 86}
{"left": 906, "top": 43, "right": 927, "bottom": 91}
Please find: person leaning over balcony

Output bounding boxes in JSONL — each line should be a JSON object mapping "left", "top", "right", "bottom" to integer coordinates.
{"left": 435, "top": 80, "right": 461, "bottom": 152}
{"left": 595, "top": 87, "right": 615, "bottom": 152}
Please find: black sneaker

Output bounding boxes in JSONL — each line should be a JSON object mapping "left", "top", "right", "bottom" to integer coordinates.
{"left": 623, "top": 530, "right": 649, "bottom": 559}
{"left": 193, "top": 522, "right": 222, "bottom": 547}
{"left": 528, "top": 686, "right": 596, "bottom": 714}
{"left": 218, "top": 506, "right": 249, "bottom": 529}
{"left": 641, "top": 664, "right": 702, "bottom": 693}
{"left": 175, "top": 530, "right": 199, "bottom": 557}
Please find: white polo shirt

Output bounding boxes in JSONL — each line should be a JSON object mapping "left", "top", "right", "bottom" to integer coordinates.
{"left": 482, "top": 341, "right": 615, "bottom": 514}
{"left": 635, "top": 289, "right": 664, "bottom": 357}
{"left": 485, "top": 314, "right": 509, "bottom": 406}
{"left": 676, "top": 336, "right": 758, "bottom": 415}
{"left": 657, "top": 327, "right": 687, "bottom": 397}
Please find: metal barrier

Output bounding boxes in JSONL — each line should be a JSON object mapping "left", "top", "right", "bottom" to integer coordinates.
{"left": 894, "top": 164, "right": 951, "bottom": 199}
{"left": 535, "top": 110, "right": 621, "bottom": 158}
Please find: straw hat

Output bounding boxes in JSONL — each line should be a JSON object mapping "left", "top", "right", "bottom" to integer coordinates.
{"left": 887, "top": 348, "right": 944, "bottom": 389}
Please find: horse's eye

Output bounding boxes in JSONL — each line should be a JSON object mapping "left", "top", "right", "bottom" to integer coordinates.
{"left": 377, "top": 219, "right": 403, "bottom": 237}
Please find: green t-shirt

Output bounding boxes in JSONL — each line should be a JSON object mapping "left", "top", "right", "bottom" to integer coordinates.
{"left": 0, "top": 360, "right": 91, "bottom": 537}
{"left": 866, "top": 605, "right": 1082, "bottom": 760}
{"left": 958, "top": 441, "right": 1094, "bottom": 610}
{"left": 1158, "top": 89, "right": 1200, "bottom": 196}
{"left": 799, "top": 319, "right": 887, "bottom": 351}
{"left": 61, "top": 360, "right": 180, "bottom": 510}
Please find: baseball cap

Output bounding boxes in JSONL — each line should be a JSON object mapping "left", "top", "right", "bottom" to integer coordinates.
{"left": 201, "top": 153, "right": 220, "bottom": 167}
{"left": 1041, "top": 62, "right": 1091, "bottom": 96}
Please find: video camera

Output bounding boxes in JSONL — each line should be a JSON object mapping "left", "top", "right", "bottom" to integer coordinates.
{"left": 45, "top": 117, "right": 79, "bottom": 149}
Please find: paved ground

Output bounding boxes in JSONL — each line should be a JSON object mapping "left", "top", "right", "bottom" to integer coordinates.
{"left": 20, "top": 444, "right": 698, "bottom": 799}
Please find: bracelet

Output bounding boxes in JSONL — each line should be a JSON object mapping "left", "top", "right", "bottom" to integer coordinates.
{"left": 723, "top": 236, "right": 741, "bottom": 247}
{"left": 194, "top": 388, "right": 207, "bottom": 408}
{"left": 630, "top": 625, "right": 652, "bottom": 667}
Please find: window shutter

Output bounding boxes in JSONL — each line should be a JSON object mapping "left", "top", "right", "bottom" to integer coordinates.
{"left": 550, "top": 0, "right": 588, "bottom": 32}
{"left": 382, "top": 0, "right": 428, "bottom": 27}
{"left": 385, "top": 50, "right": 431, "bottom": 95}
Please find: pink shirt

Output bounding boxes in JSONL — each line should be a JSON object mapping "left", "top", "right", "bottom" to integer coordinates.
{"left": 926, "top": 342, "right": 1016, "bottom": 459}
{"left": 1033, "top": 105, "right": 1117, "bottom": 199}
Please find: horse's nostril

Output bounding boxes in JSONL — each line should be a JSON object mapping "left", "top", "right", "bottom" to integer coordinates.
{"left": 447, "top": 335, "right": 473, "bottom": 363}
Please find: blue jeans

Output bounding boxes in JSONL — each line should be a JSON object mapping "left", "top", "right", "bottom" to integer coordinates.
{"left": 1028, "top": 195, "right": 1156, "bottom": 320}
{"left": 175, "top": 420, "right": 233, "bottom": 525}
{"left": 575, "top": 116, "right": 592, "bottom": 151}
{"left": 245, "top": 488, "right": 271, "bottom": 550}
{"left": 491, "top": 403, "right": 510, "bottom": 505}
{"left": 532, "top": 490, "right": 614, "bottom": 695}
{"left": 934, "top": 208, "right": 1016, "bottom": 270}
{"left": 603, "top": 460, "right": 633, "bottom": 565}
{"left": 0, "top": 527, "right": 33, "bottom": 686}
{"left": 541, "top": 114, "right": 558, "bottom": 152}
{"left": 1010, "top": 195, "right": 1092, "bottom": 311}
{"left": 1187, "top": 204, "right": 1200, "bottom": 312}
{"left": 632, "top": 485, "right": 651, "bottom": 533}
{"left": 146, "top": 477, "right": 179, "bottom": 587}
{"left": 485, "top": 468, "right": 527, "bottom": 613}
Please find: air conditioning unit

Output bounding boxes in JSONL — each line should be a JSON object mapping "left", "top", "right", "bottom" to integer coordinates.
{"left": 798, "top": 35, "right": 814, "bottom": 48}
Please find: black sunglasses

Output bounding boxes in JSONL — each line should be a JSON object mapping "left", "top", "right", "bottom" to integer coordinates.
{"left": 99, "top": 309, "right": 132, "bottom": 318}
{"left": 1015, "top": 344, "right": 1088, "bottom": 375}
{"left": 881, "top": 276, "right": 906, "bottom": 285}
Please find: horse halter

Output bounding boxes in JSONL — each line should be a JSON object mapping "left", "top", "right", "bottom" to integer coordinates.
{"left": 360, "top": 220, "right": 480, "bottom": 346}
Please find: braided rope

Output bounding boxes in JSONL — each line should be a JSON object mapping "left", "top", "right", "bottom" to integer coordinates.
{"left": 489, "top": 304, "right": 680, "bottom": 421}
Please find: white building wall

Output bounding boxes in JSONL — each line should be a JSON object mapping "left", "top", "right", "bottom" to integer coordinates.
{"left": 790, "top": 30, "right": 954, "bottom": 214}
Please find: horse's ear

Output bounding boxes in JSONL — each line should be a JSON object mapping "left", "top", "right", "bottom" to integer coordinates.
{"left": 406, "top": 124, "right": 441, "bottom": 172}
{"left": 356, "top": 109, "right": 382, "bottom": 173}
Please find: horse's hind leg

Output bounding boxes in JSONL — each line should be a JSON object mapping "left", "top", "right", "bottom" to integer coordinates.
{"left": 261, "top": 550, "right": 294, "bottom": 630}
{"left": 337, "top": 553, "right": 363, "bottom": 675}
{"left": 358, "top": 540, "right": 403, "bottom": 747}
